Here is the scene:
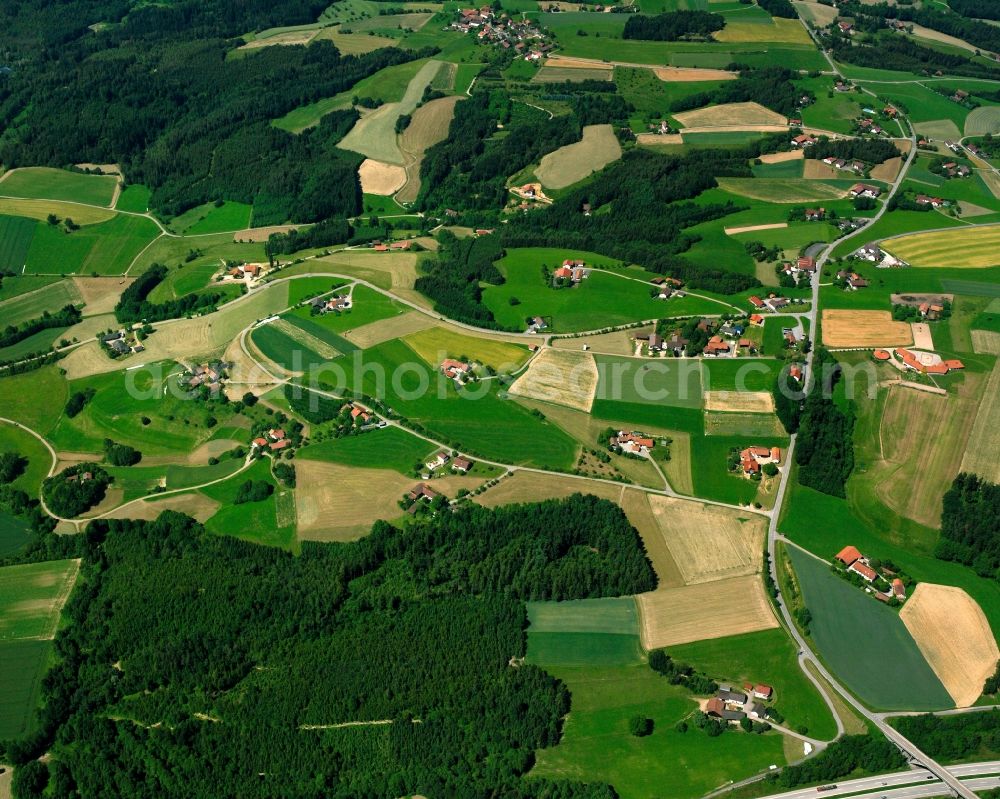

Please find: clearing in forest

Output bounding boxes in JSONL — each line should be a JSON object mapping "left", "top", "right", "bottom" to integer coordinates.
{"left": 900, "top": 583, "right": 999, "bottom": 708}
{"left": 536, "top": 125, "right": 622, "bottom": 190}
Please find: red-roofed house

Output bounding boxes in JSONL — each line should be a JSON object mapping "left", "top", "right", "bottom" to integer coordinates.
{"left": 739, "top": 445, "right": 780, "bottom": 475}
{"left": 351, "top": 406, "right": 372, "bottom": 424}
{"left": 452, "top": 456, "right": 473, "bottom": 473}
{"left": 612, "top": 431, "right": 656, "bottom": 455}
{"left": 749, "top": 314, "right": 765, "bottom": 326}
{"left": 789, "top": 364, "right": 803, "bottom": 382}
{"left": 835, "top": 545, "right": 862, "bottom": 566}
{"left": 441, "top": 359, "right": 471, "bottom": 380}
{"left": 892, "top": 578, "right": 906, "bottom": 599}
{"left": 749, "top": 296, "right": 766, "bottom": 310}
{"left": 268, "top": 428, "right": 285, "bottom": 441}
{"left": 253, "top": 437, "right": 268, "bottom": 448}
{"left": 848, "top": 561, "right": 877, "bottom": 582}
{"left": 752, "top": 684, "right": 773, "bottom": 700}
{"left": 873, "top": 349, "right": 891, "bottom": 361}
{"left": 269, "top": 439, "right": 290, "bottom": 452}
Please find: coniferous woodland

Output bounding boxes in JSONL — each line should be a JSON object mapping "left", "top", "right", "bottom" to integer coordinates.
{"left": 668, "top": 67, "right": 807, "bottom": 118}
{"left": 936, "top": 473, "right": 1000, "bottom": 577}
{"left": 115, "top": 264, "right": 225, "bottom": 325}
{"left": 830, "top": 35, "right": 1000, "bottom": 81}
{"left": 1, "top": 496, "right": 654, "bottom": 797}
{"left": 803, "top": 139, "right": 901, "bottom": 164}
{"left": 622, "top": 10, "right": 725, "bottom": 41}
{"left": 0, "top": 305, "right": 81, "bottom": 349}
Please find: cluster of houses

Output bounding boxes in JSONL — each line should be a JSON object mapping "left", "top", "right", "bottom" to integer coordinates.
{"left": 749, "top": 294, "right": 792, "bottom": 314}
{"left": 100, "top": 328, "right": 144, "bottom": 357}
{"left": 706, "top": 683, "right": 778, "bottom": 724}
{"left": 453, "top": 7, "right": 550, "bottom": 58}
{"left": 441, "top": 358, "right": 472, "bottom": 383}
{"left": 310, "top": 293, "right": 352, "bottom": 314}
{"left": 252, "top": 427, "right": 291, "bottom": 454}
{"left": 609, "top": 431, "right": 655, "bottom": 456}
{"left": 834, "top": 545, "right": 908, "bottom": 604}
{"left": 644, "top": 318, "right": 757, "bottom": 358}
{"left": 938, "top": 160, "right": 972, "bottom": 179}
{"left": 342, "top": 401, "right": 375, "bottom": 425}
{"left": 853, "top": 243, "right": 906, "bottom": 268}
{"left": 822, "top": 155, "right": 866, "bottom": 174}
{"left": 513, "top": 183, "right": 548, "bottom": 203}
{"left": 182, "top": 362, "right": 229, "bottom": 394}
{"left": 835, "top": 269, "right": 869, "bottom": 291}
{"left": 914, "top": 194, "right": 948, "bottom": 209}
{"left": 553, "top": 260, "right": 589, "bottom": 285}
{"left": 873, "top": 348, "right": 964, "bottom": 376}
{"left": 849, "top": 183, "right": 882, "bottom": 200}
{"left": 856, "top": 117, "right": 886, "bottom": 137}
{"left": 226, "top": 263, "right": 267, "bottom": 282}
{"left": 778, "top": 256, "right": 818, "bottom": 283}
{"left": 372, "top": 240, "right": 413, "bottom": 253}
{"left": 737, "top": 446, "right": 781, "bottom": 477}
{"left": 650, "top": 276, "right": 685, "bottom": 300}
{"left": 424, "top": 450, "right": 474, "bottom": 475}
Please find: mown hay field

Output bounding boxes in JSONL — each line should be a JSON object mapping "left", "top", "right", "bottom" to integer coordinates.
{"left": 509, "top": 349, "right": 599, "bottom": 412}
{"left": 0, "top": 559, "right": 80, "bottom": 641}
{"left": 306, "top": 250, "right": 420, "bottom": 290}
{"left": 0, "top": 197, "right": 114, "bottom": 226}
{"left": 674, "top": 101, "right": 786, "bottom": 129}
{"left": 961, "top": 364, "right": 1000, "bottom": 483}
{"left": 532, "top": 66, "right": 612, "bottom": 83}
{"left": 703, "top": 390, "right": 774, "bottom": 413}
{"left": 972, "top": 329, "right": 1000, "bottom": 355}
{"left": 552, "top": 329, "right": 637, "bottom": 356}
{"left": 716, "top": 177, "right": 849, "bottom": 203}
{"left": 646, "top": 495, "right": 766, "bottom": 585}
{"left": 713, "top": 18, "right": 811, "bottom": 44}
{"left": 402, "top": 325, "right": 530, "bottom": 371}
{"left": 870, "top": 156, "right": 903, "bottom": 183}
{"left": 474, "top": 471, "right": 625, "bottom": 508}
{"left": 396, "top": 95, "right": 462, "bottom": 203}
{"left": 758, "top": 150, "right": 803, "bottom": 165}
{"left": 345, "top": 309, "right": 437, "bottom": 348}
{"left": 314, "top": 31, "right": 397, "bottom": 54}
{"left": 965, "top": 106, "right": 1000, "bottom": 137}
{"left": 883, "top": 225, "right": 1000, "bottom": 268}
{"left": 821, "top": 309, "right": 914, "bottom": 348}
{"left": 359, "top": 159, "right": 407, "bottom": 195}
{"left": 536, "top": 124, "right": 622, "bottom": 190}
{"left": 901, "top": 583, "right": 1000, "bottom": 707}
{"left": 102, "top": 493, "right": 220, "bottom": 523}
{"left": 703, "top": 410, "right": 787, "bottom": 438}
{"left": 0, "top": 279, "right": 81, "bottom": 327}
{"left": 652, "top": 65, "right": 736, "bottom": 81}
{"left": 637, "top": 575, "right": 778, "bottom": 649}
{"left": 0, "top": 167, "right": 118, "bottom": 207}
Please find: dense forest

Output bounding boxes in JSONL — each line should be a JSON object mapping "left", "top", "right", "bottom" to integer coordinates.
{"left": 115, "top": 264, "right": 225, "bottom": 325}
{"left": 838, "top": 1, "right": 1000, "bottom": 54}
{"left": 415, "top": 232, "right": 507, "bottom": 328}
{"left": 0, "top": 305, "right": 81, "bottom": 349}
{"left": 894, "top": 710, "right": 1000, "bottom": 762}
{"left": 794, "top": 349, "right": 855, "bottom": 497}
{"left": 622, "top": 10, "right": 724, "bottom": 41}
{"left": 936, "top": 473, "right": 1000, "bottom": 577}
{"left": 40, "top": 464, "right": 111, "bottom": 518}
{"left": 669, "top": 66, "right": 806, "bottom": 117}
{"left": 949, "top": 0, "right": 1000, "bottom": 22}
{"left": 2, "top": 495, "right": 654, "bottom": 797}
{"left": 0, "top": 0, "right": 419, "bottom": 223}
{"left": 772, "top": 363, "right": 806, "bottom": 434}
{"left": 830, "top": 35, "right": 1000, "bottom": 80}
{"left": 803, "top": 139, "right": 901, "bottom": 164}
{"left": 756, "top": 0, "right": 797, "bottom": 20}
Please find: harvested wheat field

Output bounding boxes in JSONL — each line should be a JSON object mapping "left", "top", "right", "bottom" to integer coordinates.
{"left": 359, "top": 159, "right": 407, "bottom": 196}
{"left": 961, "top": 364, "right": 1000, "bottom": 483}
{"left": 311, "top": 251, "right": 419, "bottom": 290}
{"left": 272, "top": 318, "right": 343, "bottom": 360}
{"left": 536, "top": 125, "right": 622, "bottom": 190}
{"left": 239, "top": 30, "right": 317, "bottom": 50}
{"left": 344, "top": 309, "right": 437, "bottom": 348}
{"left": 636, "top": 133, "right": 685, "bottom": 146}
{"left": 653, "top": 66, "right": 736, "bottom": 82}
{"left": 543, "top": 55, "right": 614, "bottom": 70}
{"left": 72, "top": 277, "right": 131, "bottom": 315}
{"left": 883, "top": 225, "right": 1000, "bottom": 268}
{"left": 674, "top": 102, "right": 786, "bottom": 129}
{"left": 474, "top": 471, "right": 624, "bottom": 509}
{"left": 509, "top": 348, "right": 599, "bottom": 412}
{"left": 532, "top": 66, "right": 612, "bottom": 83}
{"left": 724, "top": 222, "right": 787, "bottom": 236}
{"left": 901, "top": 583, "right": 999, "bottom": 707}
{"left": 646, "top": 495, "right": 766, "bottom": 585}
{"left": 103, "top": 493, "right": 220, "bottom": 523}
{"left": 793, "top": 0, "right": 837, "bottom": 28}
{"left": 870, "top": 157, "right": 903, "bottom": 183}
{"left": 397, "top": 96, "right": 462, "bottom": 204}
{"left": 637, "top": 575, "right": 778, "bottom": 649}
{"left": 802, "top": 159, "right": 842, "bottom": 179}
{"left": 552, "top": 329, "right": 638, "bottom": 356}
{"left": 234, "top": 225, "right": 299, "bottom": 243}
{"left": 759, "top": 150, "right": 803, "bottom": 164}
{"left": 703, "top": 390, "right": 775, "bottom": 413}
{"left": 821, "top": 309, "right": 913, "bottom": 348}
{"left": 619, "top": 490, "right": 685, "bottom": 589}
{"left": 972, "top": 329, "right": 1000, "bottom": 355}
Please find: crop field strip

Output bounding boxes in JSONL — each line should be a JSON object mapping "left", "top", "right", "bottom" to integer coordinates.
{"left": 821, "top": 309, "right": 914, "bottom": 348}
{"left": 0, "top": 559, "right": 81, "bottom": 642}
{"left": 961, "top": 362, "right": 1000, "bottom": 483}
{"left": 883, "top": 225, "right": 1000, "bottom": 268}
{"left": 536, "top": 125, "right": 622, "bottom": 190}
{"left": 509, "top": 349, "right": 599, "bottom": 412}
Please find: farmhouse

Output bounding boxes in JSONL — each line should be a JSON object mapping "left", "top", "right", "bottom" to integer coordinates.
{"left": 553, "top": 260, "right": 588, "bottom": 283}
{"left": 849, "top": 183, "right": 881, "bottom": 199}
{"left": 739, "top": 446, "right": 780, "bottom": 475}
{"left": 749, "top": 314, "right": 765, "bottom": 326}
{"left": 764, "top": 296, "right": 789, "bottom": 313}
{"left": 610, "top": 431, "right": 655, "bottom": 455}
{"left": 441, "top": 358, "right": 471, "bottom": 381}
{"left": 789, "top": 364, "right": 803, "bottom": 382}
{"left": 836, "top": 269, "right": 869, "bottom": 290}
{"left": 408, "top": 483, "right": 440, "bottom": 503}
{"left": 747, "top": 683, "right": 773, "bottom": 700}
{"left": 228, "top": 262, "right": 265, "bottom": 281}
{"left": 350, "top": 406, "right": 372, "bottom": 424}
{"left": 425, "top": 451, "right": 451, "bottom": 471}
{"left": 952, "top": 89, "right": 969, "bottom": 103}
{"left": 706, "top": 698, "right": 745, "bottom": 722}
{"left": 919, "top": 302, "right": 945, "bottom": 320}
{"left": 804, "top": 208, "right": 825, "bottom": 221}
{"left": 854, "top": 243, "right": 883, "bottom": 262}
{"left": 835, "top": 545, "right": 863, "bottom": 566}
{"left": 704, "top": 335, "right": 731, "bottom": 357}
{"left": 894, "top": 348, "right": 964, "bottom": 376}
{"left": 791, "top": 133, "right": 817, "bottom": 148}
{"left": 313, "top": 294, "right": 352, "bottom": 313}
{"left": 452, "top": 456, "right": 474, "bottom": 473}
{"left": 838, "top": 20, "right": 853, "bottom": 34}
{"left": 914, "top": 194, "right": 946, "bottom": 208}
{"left": 527, "top": 316, "right": 548, "bottom": 333}
{"left": 849, "top": 561, "right": 877, "bottom": 582}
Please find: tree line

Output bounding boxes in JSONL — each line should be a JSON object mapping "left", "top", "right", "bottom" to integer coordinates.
{"left": 838, "top": 0, "right": 1000, "bottom": 55}
{"left": 803, "top": 138, "right": 901, "bottom": 164}
{"left": 830, "top": 34, "right": 1000, "bottom": 81}
{"left": 115, "top": 263, "right": 224, "bottom": 325}
{"left": 0, "top": 305, "right": 81, "bottom": 349}
{"left": 756, "top": 0, "right": 797, "bottom": 20}
{"left": 2, "top": 494, "right": 654, "bottom": 797}
{"left": 669, "top": 66, "right": 808, "bottom": 118}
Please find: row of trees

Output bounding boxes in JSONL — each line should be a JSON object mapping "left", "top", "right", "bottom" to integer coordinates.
{"left": 894, "top": 710, "right": 1000, "bottom": 763}
{"left": 803, "top": 138, "right": 901, "bottom": 164}
{"left": 115, "top": 263, "right": 223, "bottom": 325}
{"left": 0, "top": 305, "right": 81, "bottom": 349}
{"left": 830, "top": 35, "right": 1000, "bottom": 81}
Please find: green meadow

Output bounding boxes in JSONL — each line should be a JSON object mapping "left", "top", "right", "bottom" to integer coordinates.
{"left": 594, "top": 354, "right": 704, "bottom": 409}
{"left": 199, "top": 459, "right": 296, "bottom": 551}
{"left": 24, "top": 213, "right": 161, "bottom": 276}
{"left": 526, "top": 598, "right": 643, "bottom": 667}
{"left": 0, "top": 167, "right": 118, "bottom": 207}
{"left": 0, "top": 423, "right": 53, "bottom": 495}
{"left": 288, "top": 285, "right": 402, "bottom": 331}
{"left": 0, "top": 214, "right": 37, "bottom": 271}
{"left": 300, "top": 426, "right": 435, "bottom": 473}
{"left": 114, "top": 184, "right": 151, "bottom": 213}
{"left": 0, "top": 559, "right": 79, "bottom": 641}
{"left": 0, "top": 367, "right": 68, "bottom": 433}
{"left": 0, "top": 639, "right": 52, "bottom": 739}
{"left": 169, "top": 201, "right": 252, "bottom": 235}
{"left": 786, "top": 545, "right": 952, "bottom": 711}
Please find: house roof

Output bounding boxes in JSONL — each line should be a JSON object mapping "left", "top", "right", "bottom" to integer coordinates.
{"left": 269, "top": 439, "right": 290, "bottom": 451}
{"left": 453, "top": 456, "right": 473, "bottom": 470}
{"left": 754, "top": 684, "right": 773, "bottom": 697}
{"left": 835, "top": 545, "right": 863, "bottom": 566}
{"left": 849, "top": 561, "right": 877, "bottom": 581}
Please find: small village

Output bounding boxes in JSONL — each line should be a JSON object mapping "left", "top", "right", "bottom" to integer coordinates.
{"left": 704, "top": 682, "right": 781, "bottom": 727}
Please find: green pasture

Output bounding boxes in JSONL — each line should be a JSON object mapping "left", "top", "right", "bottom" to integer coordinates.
{"left": 0, "top": 559, "right": 79, "bottom": 642}
{"left": 795, "top": 77, "right": 864, "bottom": 135}
{"left": 752, "top": 159, "right": 803, "bottom": 179}
{"left": 200, "top": 459, "right": 295, "bottom": 551}
{"left": 671, "top": 628, "right": 838, "bottom": 740}
{"left": 0, "top": 639, "right": 52, "bottom": 739}
{"left": 146, "top": 261, "right": 228, "bottom": 302}
{"left": 0, "top": 423, "right": 53, "bottom": 496}
{"left": 0, "top": 278, "right": 81, "bottom": 327}
{"left": 0, "top": 167, "right": 118, "bottom": 207}
{"left": 704, "top": 411, "right": 786, "bottom": 437}
{"left": 106, "top": 460, "right": 246, "bottom": 502}
{"left": 0, "top": 513, "right": 31, "bottom": 558}
{"left": 702, "top": 358, "right": 781, "bottom": 393}
{"left": 169, "top": 201, "right": 252, "bottom": 235}
{"left": 288, "top": 284, "right": 403, "bottom": 331}
{"left": 299, "top": 426, "right": 435, "bottom": 473}
{"left": 591, "top": 399, "right": 705, "bottom": 435}
{"left": 0, "top": 367, "right": 68, "bottom": 433}
{"left": 594, "top": 354, "right": 703, "bottom": 409}
{"left": 252, "top": 322, "right": 332, "bottom": 372}
{"left": 0, "top": 214, "right": 37, "bottom": 271}
{"left": 326, "top": 338, "right": 580, "bottom": 469}
{"left": 0, "top": 327, "right": 66, "bottom": 362}
{"left": 786, "top": 544, "right": 952, "bottom": 711}
{"left": 24, "top": 213, "right": 161, "bottom": 276}
{"left": 689, "top": 433, "right": 784, "bottom": 505}
{"left": 0, "top": 274, "right": 63, "bottom": 303}
{"left": 114, "top": 184, "right": 151, "bottom": 213}
{"left": 527, "top": 598, "right": 643, "bottom": 667}
{"left": 830, "top": 210, "right": 965, "bottom": 259}
{"left": 286, "top": 276, "right": 349, "bottom": 306}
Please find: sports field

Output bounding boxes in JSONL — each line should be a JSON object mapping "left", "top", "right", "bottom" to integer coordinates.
{"left": 509, "top": 349, "right": 598, "bottom": 412}
{"left": 536, "top": 125, "right": 622, "bottom": 190}
{"left": 637, "top": 575, "right": 778, "bottom": 649}
{"left": 901, "top": 583, "right": 999, "bottom": 708}
{"left": 821, "top": 309, "right": 914, "bottom": 348}
{"left": 961, "top": 364, "right": 1000, "bottom": 483}
{"left": 882, "top": 225, "right": 1000, "bottom": 269}
{"left": 786, "top": 545, "right": 953, "bottom": 710}
{"left": 0, "top": 559, "right": 80, "bottom": 642}
{"left": 0, "top": 167, "right": 118, "bottom": 207}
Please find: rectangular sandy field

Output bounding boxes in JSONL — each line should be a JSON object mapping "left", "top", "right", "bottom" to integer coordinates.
{"left": 509, "top": 348, "right": 599, "bottom": 412}
{"left": 674, "top": 102, "right": 786, "bottom": 129}
{"left": 703, "top": 391, "right": 776, "bottom": 414}
{"left": 637, "top": 575, "right": 779, "bottom": 649}
{"left": 821, "top": 309, "right": 914, "bottom": 348}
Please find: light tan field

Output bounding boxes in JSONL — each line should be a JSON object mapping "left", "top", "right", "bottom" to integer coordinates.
{"left": 509, "top": 348, "right": 599, "bottom": 412}
{"left": 350, "top": 12, "right": 433, "bottom": 32}
{"left": 56, "top": 313, "right": 118, "bottom": 348}
{"left": 972, "top": 329, "right": 1000, "bottom": 355}
{"left": 239, "top": 30, "right": 317, "bottom": 50}
{"left": 724, "top": 222, "right": 787, "bottom": 236}
{"left": 543, "top": 55, "right": 615, "bottom": 69}
{"left": 901, "top": 583, "right": 1000, "bottom": 707}
{"left": 0, "top": 766, "right": 10, "bottom": 799}
{"left": 619, "top": 490, "right": 685, "bottom": 588}
{"left": 958, "top": 201, "right": 994, "bottom": 218}
{"left": 870, "top": 156, "right": 903, "bottom": 183}
{"left": 0, "top": 198, "right": 115, "bottom": 225}
{"left": 637, "top": 575, "right": 779, "bottom": 648}
{"left": 233, "top": 225, "right": 299, "bottom": 243}
{"left": 475, "top": 471, "right": 624, "bottom": 509}
{"left": 674, "top": 102, "right": 786, "bottom": 129}
{"left": 536, "top": 124, "right": 622, "bottom": 190}
{"left": 913, "top": 119, "right": 963, "bottom": 142}
{"left": 636, "top": 133, "right": 685, "bottom": 146}
{"left": 359, "top": 159, "right": 407, "bottom": 195}
{"left": 883, "top": 226, "right": 1000, "bottom": 268}
{"left": 552, "top": 329, "right": 639, "bottom": 356}
{"left": 910, "top": 322, "right": 933, "bottom": 350}
{"left": 653, "top": 66, "right": 736, "bottom": 82}
{"left": 75, "top": 162, "right": 120, "bottom": 175}
{"left": 759, "top": 150, "right": 803, "bottom": 164}
{"left": 72, "top": 277, "right": 132, "bottom": 315}
{"left": 397, "top": 96, "right": 462, "bottom": 204}
{"left": 703, "top": 390, "right": 775, "bottom": 413}
{"left": 911, "top": 23, "right": 979, "bottom": 53}
{"left": 876, "top": 377, "right": 982, "bottom": 528}
{"left": 793, "top": 0, "right": 837, "bottom": 27}
{"left": 532, "top": 66, "right": 612, "bottom": 83}
{"left": 802, "top": 159, "right": 842, "bottom": 179}
{"left": 102, "top": 493, "right": 220, "bottom": 523}
{"left": 981, "top": 169, "right": 1000, "bottom": 201}
{"left": 961, "top": 364, "right": 1000, "bottom": 483}
{"left": 646, "top": 495, "right": 766, "bottom": 585}
{"left": 344, "top": 309, "right": 437, "bottom": 348}
{"left": 305, "top": 250, "right": 420, "bottom": 290}
{"left": 713, "top": 18, "right": 812, "bottom": 44}
{"left": 821, "top": 309, "right": 914, "bottom": 348}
